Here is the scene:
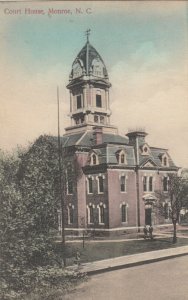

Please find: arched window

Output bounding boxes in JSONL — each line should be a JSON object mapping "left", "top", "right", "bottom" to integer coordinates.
{"left": 93, "top": 154, "right": 97, "bottom": 165}
{"left": 90, "top": 153, "right": 99, "bottom": 166}
{"left": 87, "top": 176, "right": 93, "bottom": 194}
{"left": 163, "top": 177, "right": 168, "bottom": 192}
{"left": 97, "top": 175, "right": 104, "bottom": 193}
{"left": 120, "top": 176, "right": 126, "bottom": 192}
{"left": 121, "top": 204, "right": 127, "bottom": 223}
{"left": 99, "top": 204, "right": 105, "bottom": 224}
{"left": 87, "top": 204, "right": 94, "bottom": 224}
{"left": 149, "top": 177, "right": 153, "bottom": 192}
{"left": 117, "top": 150, "right": 127, "bottom": 164}
{"left": 68, "top": 204, "right": 74, "bottom": 224}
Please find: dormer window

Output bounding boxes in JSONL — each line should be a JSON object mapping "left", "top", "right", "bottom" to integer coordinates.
{"left": 116, "top": 150, "right": 127, "bottom": 164}
{"left": 90, "top": 152, "right": 99, "bottom": 165}
{"left": 161, "top": 154, "right": 169, "bottom": 167}
{"left": 141, "top": 144, "right": 150, "bottom": 155}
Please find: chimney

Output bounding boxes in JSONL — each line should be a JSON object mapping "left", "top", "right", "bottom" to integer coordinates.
{"left": 126, "top": 130, "right": 148, "bottom": 147}
{"left": 93, "top": 126, "right": 103, "bottom": 145}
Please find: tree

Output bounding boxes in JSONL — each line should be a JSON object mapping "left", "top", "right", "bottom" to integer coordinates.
{"left": 155, "top": 173, "right": 188, "bottom": 243}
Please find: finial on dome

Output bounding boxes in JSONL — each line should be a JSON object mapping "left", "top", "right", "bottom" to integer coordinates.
{"left": 85, "top": 28, "right": 91, "bottom": 43}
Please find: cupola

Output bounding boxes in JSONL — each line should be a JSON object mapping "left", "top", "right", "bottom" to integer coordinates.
{"left": 65, "top": 30, "right": 117, "bottom": 135}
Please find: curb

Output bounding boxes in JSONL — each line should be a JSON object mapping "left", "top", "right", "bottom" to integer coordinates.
{"left": 84, "top": 252, "right": 188, "bottom": 276}
{"left": 76, "top": 246, "right": 188, "bottom": 276}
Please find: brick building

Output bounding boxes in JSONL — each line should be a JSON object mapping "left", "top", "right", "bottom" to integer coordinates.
{"left": 60, "top": 35, "right": 178, "bottom": 235}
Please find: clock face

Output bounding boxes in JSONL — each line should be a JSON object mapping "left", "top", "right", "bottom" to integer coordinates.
{"left": 73, "top": 62, "right": 82, "bottom": 78}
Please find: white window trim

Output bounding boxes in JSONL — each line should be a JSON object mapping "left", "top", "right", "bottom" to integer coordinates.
{"left": 119, "top": 173, "right": 128, "bottom": 193}
{"left": 90, "top": 152, "right": 99, "bottom": 166}
{"left": 142, "top": 175, "right": 154, "bottom": 193}
{"left": 97, "top": 202, "right": 106, "bottom": 224}
{"left": 87, "top": 203, "right": 95, "bottom": 224}
{"left": 67, "top": 204, "right": 74, "bottom": 224}
{"left": 86, "top": 176, "right": 94, "bottom": 194}
{"left": 118, "top": 150, "right": 127, "bottom": 165}
{"left": 161, "top": 154, "right": 169, "bottom": 167}
{"left": 162, "top": 176, "right": 169, "bottom": 193}
{"left": 96, "top": 174, "right": 105, "bottom": 194}
{"left": 120, "top": 202, "right": 129, "bottom": 224}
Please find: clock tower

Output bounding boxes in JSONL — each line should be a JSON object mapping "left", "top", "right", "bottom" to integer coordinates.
{"left": 65, "top": 30, "right": 117, "bottom": 135}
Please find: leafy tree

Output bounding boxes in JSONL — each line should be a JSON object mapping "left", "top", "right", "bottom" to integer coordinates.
{"left": 155, "top": 173, "right": 188, "bottom": 243}
{"left": 0, "top": 136, "right": 65, "bottom": 298}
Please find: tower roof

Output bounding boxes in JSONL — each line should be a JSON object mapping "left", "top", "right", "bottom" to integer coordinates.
{"left": 69, "top": 39, "right": 108, "bottom": 80}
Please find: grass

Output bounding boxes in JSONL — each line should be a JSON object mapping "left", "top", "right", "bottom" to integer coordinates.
{"left": 60, "top": 236, "right": 188, "bottom": 266}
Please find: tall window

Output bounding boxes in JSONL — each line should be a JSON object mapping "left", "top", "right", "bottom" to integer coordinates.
{"left": 143, "top": 176, "right": 147, "bottom": 192}
{"left": 68, "top": 204, "right": 74, "bottom": 224}
{"left": 149, "top": 176, "right": 153, "bottom": 192}
{"left": 67, "top": 179, "right": 73, "bottom": 194}
{"left": 98, "top": 176, "right": 104, "bottom": 193}
{"left": 92, "top": 154, "right": 97, "bottom": 165}
{"left": 96, "top": 94, "right": 102, "bottom": 107}
{"left": 163, "top": 177, "right": 168, "bottom": 192}
{"left": 88, "top": 205, "right": 94, "bottom": 224}
{"left": 99, "top": 204, "right": 105, "bottom": 223}
{"left": 77, "top": 95, "right": 82, "bottom": 109}
{"left": 120, "top": 176, "right": 126, "bottom": 192}
{"left": 143, "top": 176, "right": 153, "bottom": 192}
{"left": 88, "top": 177, "right": 93, "bottom": 194}
{"left": 121, "top": 204, "right": 127, "bottom": 223}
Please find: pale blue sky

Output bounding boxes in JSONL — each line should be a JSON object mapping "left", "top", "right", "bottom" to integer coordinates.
{"left": 0, "top": 1, "right": 188, "bottom": 167}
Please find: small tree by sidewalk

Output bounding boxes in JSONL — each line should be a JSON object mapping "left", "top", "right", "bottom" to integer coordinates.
{"left": 155, "top": 173, "right": 188, "bottom": 243}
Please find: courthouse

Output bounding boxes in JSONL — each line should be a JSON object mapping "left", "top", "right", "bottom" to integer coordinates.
{"left": 60, "top": 34, "right": 178, "bottom": 235}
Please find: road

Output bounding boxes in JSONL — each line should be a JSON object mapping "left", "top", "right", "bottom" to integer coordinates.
{"left": 64, "top": 255, "right": 188, "bottom": 300}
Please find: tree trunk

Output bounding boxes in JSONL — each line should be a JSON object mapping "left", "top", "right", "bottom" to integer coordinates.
{"left": 172, "top": 219, "right": 177, "bottom": 244}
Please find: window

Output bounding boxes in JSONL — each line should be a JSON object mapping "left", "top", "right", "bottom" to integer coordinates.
{"left": 149, "top": 177, "right": 153, "bottom": 192}
{"left": 96, "top": 95, "right": 102, "bottom": 107}
{"left": 68, "top": 204, "right": 74, "bottom": 224}
{"left": 143, "top": 176, "right": 153, "bottom": 192}
{"left": 98, "top": 176, "right": 104, "bottom": 193}
{"left": 87, "top": 177, "right": 93, "bottom": 194}
{"left": 77, "top": 95, "right": 82, "bottom": 109}
{"left": 164, "top": 157, "right": 167, "bottom": 166}
{"left": 121, "top": 154, "right": 125, "bottom": 164}
{"left": 143, "top": 176, "right": 147, "bottom": 192}
{"left": 163, "top": 177, "right": 168, "bottom": 192}
{"left": 121, "top": 204, "right": 127, "bottom": 223}
{"left": 67, "top": 179, "right": 73, "bottom": 194}
{"left": 117, "top": 150, "right": 126, "bottom": 164}
{"left": 120, "top": 176, "right": 126, "bottom": 192}
{"left": 99, "top": 204, "right": 105, "bottom": 223}
{"left": 88, "top": 205, "right": 94, "bottom": 224}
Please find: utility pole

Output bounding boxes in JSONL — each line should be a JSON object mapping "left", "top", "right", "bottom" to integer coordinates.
{"left": 57, "top": 87, "right": 66, "bottom": 264}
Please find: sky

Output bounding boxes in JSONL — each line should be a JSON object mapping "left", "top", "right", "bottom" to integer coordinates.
{"left": 0, "top": 1, "right": 188, "bottom": 167}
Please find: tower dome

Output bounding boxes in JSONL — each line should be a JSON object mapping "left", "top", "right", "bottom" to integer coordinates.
{"left": 69, "top": 42, "right": 109, "bottom": 80}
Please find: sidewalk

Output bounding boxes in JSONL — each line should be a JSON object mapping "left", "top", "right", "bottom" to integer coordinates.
{"left": 70, "top": 245, "right": 188, "bottom": 275}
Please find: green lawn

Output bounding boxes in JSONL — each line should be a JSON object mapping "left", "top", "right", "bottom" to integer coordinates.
{"left": 59, "top": 237, "right": 188, "bottom": 266}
